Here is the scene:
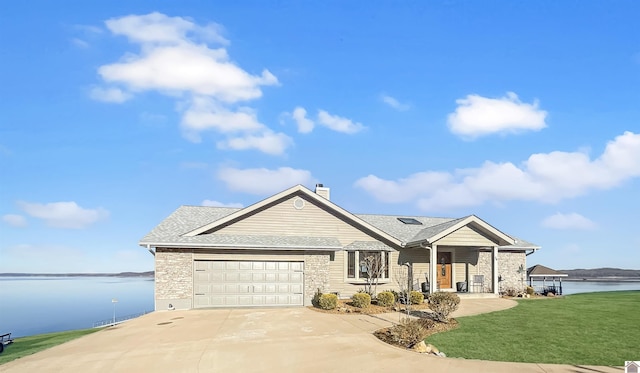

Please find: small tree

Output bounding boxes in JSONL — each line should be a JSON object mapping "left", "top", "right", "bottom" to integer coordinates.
{"left": 361, "top": 252, "right": 387, "bottom": 296}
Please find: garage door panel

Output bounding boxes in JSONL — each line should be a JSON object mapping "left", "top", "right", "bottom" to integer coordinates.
{"left": 193, "top": 260, "right": 304, "bottom": 308}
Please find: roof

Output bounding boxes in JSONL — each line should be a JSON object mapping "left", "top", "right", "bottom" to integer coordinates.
{"left": 140, "top": 185, "right": 539, "bottom": 251}
{"left": 527, "top": 264, "right": 568, "bottom": 277}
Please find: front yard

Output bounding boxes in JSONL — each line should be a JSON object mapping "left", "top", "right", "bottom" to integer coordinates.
{"left": 425, "top": 291, "right": 640, "bottom": 366}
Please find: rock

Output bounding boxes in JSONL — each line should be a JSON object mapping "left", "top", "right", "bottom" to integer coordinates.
{"left": 436, "top": 351, "right": 446, "bottom": 357}
{"left": 547, "top": 292, "right": 555, "bottom": 297}
{"left": 412, "top": 341, "right": 428, "bottom": 353}
{"left": 425, "top": 343, "right": 439, "bottom": 354}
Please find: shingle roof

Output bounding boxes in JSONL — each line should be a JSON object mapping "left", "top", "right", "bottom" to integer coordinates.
{"left": 527, "top": 264, "right": 567, "bottom": 277}
{"left": 140, "top": 205, "right": 240, "bottom": 243}
{"left": 355, "top": 213, "right": 456, "bottom": 242}
{"left": 140, "top": 202, "right": 539, "bottom": 251}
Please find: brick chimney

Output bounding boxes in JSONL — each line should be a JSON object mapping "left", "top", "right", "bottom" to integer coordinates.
{"left": 314, "top": 183, "right": 330, "bottom": 200}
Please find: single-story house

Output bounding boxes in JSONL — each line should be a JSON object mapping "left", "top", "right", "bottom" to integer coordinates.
{"left": 140, "top": 184, "right": 540, "bottom": 310}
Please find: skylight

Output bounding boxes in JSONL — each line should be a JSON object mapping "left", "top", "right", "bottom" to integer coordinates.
{"left": 397, "top": 217, "right": 422, "bottom": 225}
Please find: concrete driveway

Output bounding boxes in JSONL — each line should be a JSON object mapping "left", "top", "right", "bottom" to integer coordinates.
{"left": 0, "top": 299, "right": 622, "bottom": 373}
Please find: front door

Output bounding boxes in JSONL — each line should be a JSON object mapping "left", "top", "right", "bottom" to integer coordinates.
{"left": 436, "top": 252, "right": 452, "bottom": 289}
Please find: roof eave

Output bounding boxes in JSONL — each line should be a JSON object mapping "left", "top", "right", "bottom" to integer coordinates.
{"left": 139, "top": 242, "right": 343, "bottom": 251}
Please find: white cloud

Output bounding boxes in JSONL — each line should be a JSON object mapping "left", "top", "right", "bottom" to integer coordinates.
{"left": 181, "top": 97, "right": 264, "bottom": 137}
{"left": 2, "top": 214, "right": 27, "bottom": 228}
{"left": 218, "top": 167, "right": 315, "bottom": 195}
{"left": 89, "top": 87, "right": 132, "bottom": 103}
{"left": 541, "top": 213, "right": 597, "bottom": 230}
{"left": 355, "top": 131, "right": 640, "bottom": 212}
{"left": 218, "top": 131, "right": 292, "bottom": 155}
{"left": 317, "top": 110, "right": 364, "bottom": 134}
{"left": 93, "top": 12, "right": 285, "bottom": 155}
{"left": 292, "top": 107, "right": 314, "bottom": 133}
{"left": 447, "top": 92, "right": 547, "bottom": 139}
{"left": 17, "top": 201, "right": 109, "bottom": 229}
{"left": 105, "top": 12, "right": 228, "bottom": 46}
{"left": 381, "top": 94, "right": 409, "bottom": 111}
{"left": 201, "top": 200, "right": 243, "bottom": 208}
{"left": 71, "top": 38, "right": 90, "bottom": 48}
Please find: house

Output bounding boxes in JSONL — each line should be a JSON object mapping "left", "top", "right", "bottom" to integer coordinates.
{"left": 140, "top": 184, "right": 540, "bottom": 310}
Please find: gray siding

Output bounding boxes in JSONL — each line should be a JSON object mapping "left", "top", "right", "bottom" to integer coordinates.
{"left": 216, "top": 194, "right": 375, "bottom": 245}
{"left": 434, "top": 226, "right": 498, "bottom": 246}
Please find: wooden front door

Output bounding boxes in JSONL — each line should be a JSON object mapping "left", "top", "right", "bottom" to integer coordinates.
{"left": 436, "top": 252, "right": 452, "bottom": 289}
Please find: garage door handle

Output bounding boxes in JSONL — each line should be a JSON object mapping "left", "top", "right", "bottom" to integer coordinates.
{"left": 195, "top": 293, "right": 204, "bottom": 296}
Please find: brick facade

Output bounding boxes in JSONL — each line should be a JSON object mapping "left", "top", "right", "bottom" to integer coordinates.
{"left": 303, "top": 252, "right": 331, "bottom": 305}
{"left": 497, "top": 251, "right": 527, "bottom": 292}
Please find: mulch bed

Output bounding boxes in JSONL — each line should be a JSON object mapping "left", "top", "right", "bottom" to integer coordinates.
{"left": 374, "top": 318, "right": 459, "bottom": 348}
{"left": 307, "top": 299, "right": 431, "bottom": 315}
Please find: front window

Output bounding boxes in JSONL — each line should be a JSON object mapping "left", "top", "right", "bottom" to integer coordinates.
{"left": 347, "top": 251, "right": 389, "bottom": 281}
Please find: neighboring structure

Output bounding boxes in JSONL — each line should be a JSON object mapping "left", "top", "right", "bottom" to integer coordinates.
{"left": 527, "top": 264, "right": 567, "bottom": 295}
{"left": 140, "top": 184, "right": 540, "bottom": 310}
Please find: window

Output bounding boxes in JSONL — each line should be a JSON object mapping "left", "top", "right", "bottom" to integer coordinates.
{"left": 347, "top": 251, "right": 356, "bottom": 278}
{"left": 347, "top": 251, "right": 389, "bottom": 281}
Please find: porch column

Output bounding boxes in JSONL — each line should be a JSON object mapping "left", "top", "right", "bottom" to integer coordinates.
{"left": 430, "top": 244, "right": 438, "bottom": 293}
{"left": 492, "top": 246, "right": 499, "bottom": 294}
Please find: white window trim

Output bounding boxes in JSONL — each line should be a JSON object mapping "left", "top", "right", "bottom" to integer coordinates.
{"left": 344, "top": 250, "right": 391, "bottom": 283}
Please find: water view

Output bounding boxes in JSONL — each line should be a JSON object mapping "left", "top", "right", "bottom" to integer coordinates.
{"left": 0, "top": 277, "right": 154, "bottom": 337}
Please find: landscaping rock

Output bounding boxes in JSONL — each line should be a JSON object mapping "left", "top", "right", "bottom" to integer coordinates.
{"left": 547, "top": 292, "right": 555, "bottom": 297}
{"left": 425, "top": 343, "right": 439, "bottom": 354}
{"left": 436, "top": 351, "right": 446, "bottom": 357}
{"left": 412, "top": 341, "right": 428, "bottom": 353}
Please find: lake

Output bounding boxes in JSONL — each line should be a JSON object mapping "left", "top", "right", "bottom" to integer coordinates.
{"left": 0, "top": 277, "right": 154, "bottom": 337}
{"left": 1, "top": 277, "right": 638, "bottom": 338}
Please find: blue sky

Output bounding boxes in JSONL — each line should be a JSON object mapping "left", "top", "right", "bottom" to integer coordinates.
{"left": 1, "top": 1, "right": 639, "bottom": 273}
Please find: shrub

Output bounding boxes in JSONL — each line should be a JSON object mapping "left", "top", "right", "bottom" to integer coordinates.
{"left": 377, "top": 291, "right": 395, "bottom": 307}
{"left": 388, "top": 290, "right": 400, "bottom": 302}
{"left": 386, "top": 318, "right": 429, "bottom": 347}
{"left": 503, "top": 287, "right": 518, "bottom": 297}
{"left": 318, "top": 293, "right": 338, "bottom": 310}
{"left": 351, "top": 293, "right": 371, "bottom": 308}
{"left": 428, "top": 291, "right": 460, "bottom": 323}
{"left": 526, "top": 286, "right": 535, "bottom": 296}
{"left": 409, "top": 291, "right": 424, "bottom": 305}
{"left": 311, "top": 288, "right": 322, "bottom": 307}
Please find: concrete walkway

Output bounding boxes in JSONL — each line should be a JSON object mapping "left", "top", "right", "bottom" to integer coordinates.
{"left": 0, "top": 299, "right": 622, "bottom": 373}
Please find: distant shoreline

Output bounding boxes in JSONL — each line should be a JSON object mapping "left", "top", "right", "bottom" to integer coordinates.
{"left": 0, "top": 271, "right": 154, "bottom": 278}
{"left": 562, "top": 277, "right": 640, "bottom": 282}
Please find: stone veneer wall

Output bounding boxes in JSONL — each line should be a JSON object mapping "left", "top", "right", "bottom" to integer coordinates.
{"left": 303, "top": 252, "right": 330, "bottom": 305}
{"left": 476, "top": 251, "right": 494, "bottom": 293}
{"left": 155, "top": 248, "right": 193, "bottom": 308}
{"left": 498, "top": 251, "right": 526, "bottom": 292}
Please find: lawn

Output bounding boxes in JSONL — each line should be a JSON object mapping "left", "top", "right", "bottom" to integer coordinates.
{"left": 425, "top": 291, "right": 640, "bottom": 366}
{"left": 0, "top": 328, "right": 101, "bottom": 365}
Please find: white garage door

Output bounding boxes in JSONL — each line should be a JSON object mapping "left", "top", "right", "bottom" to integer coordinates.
{"left": 193, "top": 260, "right": 304, "bottom": 308}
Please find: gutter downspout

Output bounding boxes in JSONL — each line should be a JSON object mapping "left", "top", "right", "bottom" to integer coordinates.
{"left": 147, "top": 244, "right": 155, "bottom": 256}
{"left": 525, "top": 249, "right": 536, "bottom": 256}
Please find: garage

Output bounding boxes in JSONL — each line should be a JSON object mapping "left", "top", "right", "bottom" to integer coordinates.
{"left": 193, "top": 260, "right": 304, "bottom": 308}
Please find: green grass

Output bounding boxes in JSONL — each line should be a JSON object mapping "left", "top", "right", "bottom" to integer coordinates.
{"left": 0, "top": 328, "right": 101, "bottom": 365}
{"left": 425, "top": 291, "right": 640, "bottom": 366}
